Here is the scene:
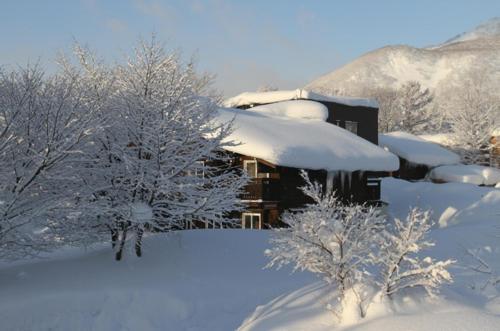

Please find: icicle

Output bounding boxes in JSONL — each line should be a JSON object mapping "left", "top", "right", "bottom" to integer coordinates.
{"left": 340, "top": 171, "right": 345, "bottom": 192}
{"left": 358, "top": 171, "right": 364, "bottom": 180}
{"left": 347, "top": 172, "right": 352, "bottom": 190}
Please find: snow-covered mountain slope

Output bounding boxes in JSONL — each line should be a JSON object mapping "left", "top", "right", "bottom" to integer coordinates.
{"left": 442, "top": 17, "right": 500, "bottom": 46}
{"left": 305, "top": 18, "right": 500, "bottom": 98}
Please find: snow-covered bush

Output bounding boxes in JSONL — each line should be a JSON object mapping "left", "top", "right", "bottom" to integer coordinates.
{"left": 266, "top": 175, "right": 455, "bottom": 319}
{"left": 265, "top": 171, "right": 385, "bottom": 317}
{"left": 377, "top": 208, "right": 454, "bottom": 298}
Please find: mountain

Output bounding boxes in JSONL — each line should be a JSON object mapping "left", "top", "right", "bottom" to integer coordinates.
{"left": 305, "top": 18, "right": 500, "bottom": 99}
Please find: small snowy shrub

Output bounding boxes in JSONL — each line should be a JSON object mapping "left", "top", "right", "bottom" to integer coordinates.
{"left": 266, "top": 174, "right": 455, "bottom": 320}
{"left": 265, "top": 171, "right": 385, "bottom": 317}
{"left": 377, "top": 208, "right": 454, "bottom": 298}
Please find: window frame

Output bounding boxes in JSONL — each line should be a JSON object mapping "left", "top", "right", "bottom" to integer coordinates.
{"left": 243, "top": 159, "right": 258, "bottom": 178}
{"left": 241, "top": 212, "right": 261, "bottom": 229}
{"left": 345, "top": 120, "right": 358, "bottom": 135}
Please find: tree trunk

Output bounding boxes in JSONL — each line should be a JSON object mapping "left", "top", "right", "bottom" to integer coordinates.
{"left": 115, "top": 226, "right": 128, "bottom": 261}
{"left": 135, "top": 227, "right": 144, "bottom": 257}
{"left": 111, "top": 227, "right": 119, "bottom": 249}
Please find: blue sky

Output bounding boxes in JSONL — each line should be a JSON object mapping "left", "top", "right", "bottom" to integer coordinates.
{"left": 1, "top": 0, "right": 498, "bottom": 96}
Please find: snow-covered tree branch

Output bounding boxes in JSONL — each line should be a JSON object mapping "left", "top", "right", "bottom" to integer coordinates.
{"left": 445, "top": 68, "right": 500, "bottom": 165}
{"left": 377, "top": 208, "right": 454, "bottom": 298}
{"left": 265, "top": 171, "right": 385, "bottom": 316}
{"left": 0, "top": 60, "right": 105, "bottom": 259}
{"left": 77, "top": 36, "right": 248, "bottom": 260}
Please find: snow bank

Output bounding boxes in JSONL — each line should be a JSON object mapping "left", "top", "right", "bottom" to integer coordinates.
{"left": 223, "top": 89, "right": 378, "bottom": 109}
{"left": 429, "top": 164, "right": 500, "bottom": 186}
{"left": 216, "top": 107, "right": 399, "bottom": 172}
{"left": 249, "top": 100, "right": 328, "bottom": 121}
{"left": 0, "top": 231, "right": 314, "bottom": 331}
{"left": 379, "top": 131, "right": 460, "bottom": 167}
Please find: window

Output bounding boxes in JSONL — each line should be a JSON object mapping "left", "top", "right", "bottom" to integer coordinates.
{"left": 193, "top": 161, "right": 205, "bottom": 178}
{"left": 345, "top": 121, "right": 358, "bottom": 135}
{"left": 243, "top": 159, "right": 257, "bottom": 178}
{"left": 242, "top": 213, "right": 261, "bottom": 229}
{"left": 187, "top": 161, "right": 205, "bottom": 178}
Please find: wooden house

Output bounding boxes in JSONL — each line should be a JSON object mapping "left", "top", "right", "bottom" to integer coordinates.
{"left": 216, "top": 89, "right": 400, "bottom": 229}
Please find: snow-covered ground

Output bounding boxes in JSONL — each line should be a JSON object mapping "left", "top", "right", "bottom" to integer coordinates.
{"left": 240, "top": 179, "right": 500, "bottom": 331}
{"left": 0, "top": 231, "right": 313, "bottom": 331}
{"left": 1, "top": 179, "right": 499, "bottom": 331}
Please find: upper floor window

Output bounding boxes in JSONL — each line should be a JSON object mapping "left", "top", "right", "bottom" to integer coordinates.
{"left": 243, "top": 159, "right": 258, "bottom": 178}
{"left": 345, "top": 121, "right": 358, "bottom": 135}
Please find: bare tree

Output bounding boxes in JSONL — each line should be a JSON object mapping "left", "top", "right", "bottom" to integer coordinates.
{"left": 0, "top": 61, "right": 104, "bottom": 259}
{"left": 78, "top": 37, "right": 247, "bottom": 260}
{"left": 446, "top": 69, "right": 500, "bottom": 165}
{"left": 370, "top": 87, "right": 399, "bottom": 133}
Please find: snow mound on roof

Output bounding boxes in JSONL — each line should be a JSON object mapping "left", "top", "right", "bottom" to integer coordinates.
{"left": 223, "top": 89, "right": 378, "bottom": 109}
{"left": 249, "top": 100, "right": 328, "bottom": 121}
{"left": 379, "top": 132, "right": 460, "bottom": 167}
{"left": 216, "top": 107, "right": 399, "bottom": 172}
{"left": 419, "top": 133, "right": 455, "bottom": 147}
{"left": 429, "top": 164, "right": 500, "bottom": 186}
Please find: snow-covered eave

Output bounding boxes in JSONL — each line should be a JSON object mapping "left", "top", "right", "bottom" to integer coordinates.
{"left": 221, "top": 146, "right": 398, "bottom": 173}
{"left": 223, "top": 89, "right": 379, "bottom": 109}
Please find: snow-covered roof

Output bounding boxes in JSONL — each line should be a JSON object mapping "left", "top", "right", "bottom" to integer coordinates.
{"left": 223, "top": 89, "right": 378, "bottom": 109}
{"left": 379, "top": 132, "right": 460, "bottom": 167}
{"left": 248, "top": 100, "right": 328, "bottom": 121}
{"left": 215, "top": 101, "right": 399, "bottom": 172}
{"left": 418, "top": 133, "right": 454, "bottom": 147}
{"left": 429, "top": 164, "right": 500, "bottom": 186}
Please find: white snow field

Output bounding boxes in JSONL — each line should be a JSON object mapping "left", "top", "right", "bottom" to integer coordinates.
{"left": 1, "top": 179, "right": 499, "bottom": 331}
{"left": 0, "top": 231, "right": 314, "bottom": 331}
{"left": 379, "top": 131, "right": 461, "bottom": 167}
{"left": 239, "top": 179, "right": 500, "bottom": 331}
